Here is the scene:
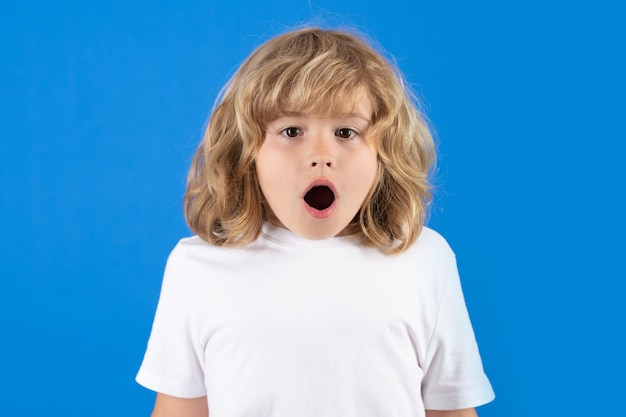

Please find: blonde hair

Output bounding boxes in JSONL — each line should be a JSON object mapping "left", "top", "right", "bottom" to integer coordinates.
{"left": 184, "top": 27, "right": 435, "bottom": 254}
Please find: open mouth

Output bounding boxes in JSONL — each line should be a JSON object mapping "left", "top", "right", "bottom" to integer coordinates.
{"left": 304, "top": 186, "right": 335, "bottom": 211}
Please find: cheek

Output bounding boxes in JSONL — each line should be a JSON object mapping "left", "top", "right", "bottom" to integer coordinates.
{"left": 344, "top": 150, "right": 379, "bottom": 203}
{"left": 360, "top": 149, "right": 379, "bottom": 184}
{"left": 257, "top": 151, "right": 283, "bottom": 179}
{"left": 255, "top": 145, "right": 295, "bottom": 205}
{"left": 255, "top": 143, "right": 276, "bottom": 182}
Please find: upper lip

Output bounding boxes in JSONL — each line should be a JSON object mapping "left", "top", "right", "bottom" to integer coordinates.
{"left": 302, "top": 178, "right": 338, "bottom": 199}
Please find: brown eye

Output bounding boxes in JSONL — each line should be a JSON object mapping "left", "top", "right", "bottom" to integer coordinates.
{"left": 336, "top": 128, "right": 355, "bottom": 139}
{"left": 282, "top": 127, "right": 301, "bottom": 138}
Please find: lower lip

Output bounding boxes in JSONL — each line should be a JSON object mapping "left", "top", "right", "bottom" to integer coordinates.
{"left": 303, "top": 199, "right": 337, "bottom": 219}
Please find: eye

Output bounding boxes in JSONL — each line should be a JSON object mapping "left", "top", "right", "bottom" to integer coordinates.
{"left": 335, "top": 128, "right": 356, "bottom": 139}
{"left": 281, "top": 126, "right": 302, "bottom": 138}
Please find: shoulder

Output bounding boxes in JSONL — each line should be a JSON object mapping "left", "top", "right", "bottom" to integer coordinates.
{"left": 415, "top": 226, "right": 452, "bottom": 249}
{"left": 161, "top": 235, "right": 254, "bottom": 285}
{"left": 392, "top": 226, "right": 460, "bottom": 289}
{"left": 406, "top": 226, "right": 456, "bottom": 262}
{"left": 167, "top": 235, "right": 249, "bottom": 265}
{"left": 165, "top": 235, "right": 212, "bottom": 270}
{"left": 170, "top": 235, "right": 214, "bottom": 256}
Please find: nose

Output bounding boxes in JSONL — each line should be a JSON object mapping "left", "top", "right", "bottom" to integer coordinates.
{"left": 311, "top": 161, "right": 332, "bottom": 167}
{"left": 308, "top": 134, "right": 335, "bottom": 169}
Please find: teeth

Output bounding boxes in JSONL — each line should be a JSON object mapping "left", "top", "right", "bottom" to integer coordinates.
{"left": 304, "top": 186, "right": 335, "bottom": 210}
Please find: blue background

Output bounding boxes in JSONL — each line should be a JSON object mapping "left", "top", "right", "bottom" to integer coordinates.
{"left": 1, "top": 0, "right": 624, "bottom": 415}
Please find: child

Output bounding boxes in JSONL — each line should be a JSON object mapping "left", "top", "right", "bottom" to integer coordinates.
{"left": 137, "top": 28, "right": 495, "bottom": 417}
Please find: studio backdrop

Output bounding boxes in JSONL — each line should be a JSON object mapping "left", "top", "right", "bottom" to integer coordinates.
{"left": 1, "top": 1, "right": 624, "bottom": 416}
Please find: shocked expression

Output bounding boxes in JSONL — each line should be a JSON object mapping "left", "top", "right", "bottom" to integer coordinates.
{"left": 255, "top": 97, "right": 378, "bottom": 240}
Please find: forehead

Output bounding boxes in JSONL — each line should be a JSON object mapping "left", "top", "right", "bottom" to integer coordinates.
{"left": 272, "top": 88, "right": 374, "bottom": 121}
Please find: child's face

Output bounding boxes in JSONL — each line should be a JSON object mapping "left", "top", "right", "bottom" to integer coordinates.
{"left": 256, "top": 94, "right": 378, "bottom": 240}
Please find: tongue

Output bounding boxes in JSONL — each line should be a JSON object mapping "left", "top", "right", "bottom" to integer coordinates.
{"left": 304, "top": 186, "right": 335, "bottom": 210}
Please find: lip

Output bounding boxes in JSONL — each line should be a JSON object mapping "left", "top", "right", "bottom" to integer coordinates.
{"left": 302, "top": 179, "right": 338, "bottom": 219}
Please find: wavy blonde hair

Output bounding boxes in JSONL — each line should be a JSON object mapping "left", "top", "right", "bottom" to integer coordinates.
{"left": 184, "top": 27, "right": 435, "bottom": 254}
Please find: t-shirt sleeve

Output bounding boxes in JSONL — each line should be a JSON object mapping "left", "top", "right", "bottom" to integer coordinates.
{"left": 420, "top": 247, "right": 495, "bottom": 410}
{"left": 136, "top": 244, "right": 207, "bottom": 398}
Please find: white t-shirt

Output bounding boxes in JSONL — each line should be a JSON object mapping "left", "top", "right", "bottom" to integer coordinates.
{"left": 136, "top": 223, "right": 495, "bottom": 416}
